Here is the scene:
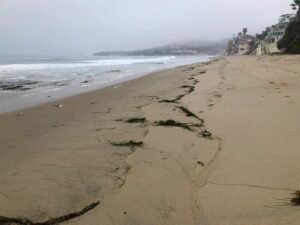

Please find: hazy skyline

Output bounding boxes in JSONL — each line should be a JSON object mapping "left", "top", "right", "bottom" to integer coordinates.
{"left": 0, "top": 0, "right": 293, "bottom": 55}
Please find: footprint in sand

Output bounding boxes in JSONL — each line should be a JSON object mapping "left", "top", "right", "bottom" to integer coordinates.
{"left": 52, "top": 123, "right": 64, "bottom": 128}
{"left": 214, "top": 94, "right": 222, "bottom": 98}
{"left": 197, "top": 161, "right": 205, "bottom": 167}
{"left": 182, "top": 67, "right": 195, "bottom": 72}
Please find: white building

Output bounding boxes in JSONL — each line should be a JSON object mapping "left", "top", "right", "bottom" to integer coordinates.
{"left": 265, "top": 14, "right": 296, "bottom": 43}
{"left": 230, "top": 34, "right": 255, "bottom": 55}
{"left": 279, "top": 14, "right": 296, "bottom": 23}
{"left": 257, "top": 13, "right": 296, "bottom": 56}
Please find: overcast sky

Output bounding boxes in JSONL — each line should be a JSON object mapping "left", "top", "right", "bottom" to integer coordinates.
{"left": 0, "top": 0, "right": 293, "bottom": 56}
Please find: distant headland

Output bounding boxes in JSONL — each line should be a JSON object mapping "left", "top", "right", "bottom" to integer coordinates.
{"left": 93, "top": 40, "right": 227, "bottom": 56}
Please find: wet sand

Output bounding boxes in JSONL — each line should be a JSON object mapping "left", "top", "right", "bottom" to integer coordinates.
{"left": 1, "top": 55, "right": 300, "bottom": 225}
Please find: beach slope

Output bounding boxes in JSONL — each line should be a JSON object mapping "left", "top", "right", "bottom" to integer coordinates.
{"left": 0, "top": 55, "right": 300, "bottom": 225}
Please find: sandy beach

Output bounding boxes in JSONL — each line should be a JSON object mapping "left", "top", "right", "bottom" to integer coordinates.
{"left": 1, "top": 55, "right": 300, "bottom": 225}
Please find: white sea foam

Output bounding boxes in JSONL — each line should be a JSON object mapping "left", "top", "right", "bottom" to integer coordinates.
{"left": 0, "top": 56, "right": 176, "bottom": 72}
{"left": 0, "top": 55, "right": 212, "bottom": 113}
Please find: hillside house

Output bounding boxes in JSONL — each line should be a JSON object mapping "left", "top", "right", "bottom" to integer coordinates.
{"left": 265, "top": 14, "right": 296, "bottom": 43}
{"left": 257, "top": 14, "right": 296, "bottom": 55}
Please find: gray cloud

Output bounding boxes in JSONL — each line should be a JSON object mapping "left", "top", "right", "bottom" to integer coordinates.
{"left": 0, "top": 0, "right": 292, "bottom": 55}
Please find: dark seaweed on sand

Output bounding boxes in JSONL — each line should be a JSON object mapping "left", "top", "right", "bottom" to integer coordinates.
{"left": 291, "top": 191, "right": 300, "bottom": 205}
{"left": 111, "top": 141, "right": 144, "bottom": 151}
{"left": 155, "top": 120, "right": 193, "bottom": 131}
{"left": 125, "top": 118, "right": 147, "bottom": 123}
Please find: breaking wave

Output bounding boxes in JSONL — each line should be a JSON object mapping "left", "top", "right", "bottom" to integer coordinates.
{"left": 0, "top": 56, "right": 176, "bottom": 72}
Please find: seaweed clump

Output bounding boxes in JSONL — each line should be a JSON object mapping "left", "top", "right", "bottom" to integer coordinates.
{"left": 155, "top": 120, "right": 193, "bottom": 131}
{"left": 181, "top": 85, "right": 193, "bottom": 88}
{"left": 111, "top": 141, "right": 144, "bottom": 151}
{"left": 125, "top": 118, "right": 147, "bottom": 123}
{"left": 159, "top": 94, "right": 185, "bottom": 103}
{"left": 291, "top": 191, "right": 300, "bottom": 206}
{"left": 0, "top": 201, "right": 100, "bottom": 225}
{"left": 180, "top": 85, "right": 195, "bottom": 94}
{"left": 201, "top": 130, "right": 212, "bottom": 139}
{"left": 178, "top": 106, "right": 203, "bottom": 122}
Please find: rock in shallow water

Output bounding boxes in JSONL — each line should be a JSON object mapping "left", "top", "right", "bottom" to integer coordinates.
{"left": 0, "top": 80, "right": 38, "bottom": 91}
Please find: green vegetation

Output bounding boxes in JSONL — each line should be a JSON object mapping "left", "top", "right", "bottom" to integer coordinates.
{"left": 256, "top": 27, "right": 271, "bottom": 41}
{"left": 291, "top": 0, "right": 300, "bottom": 20}
{"left": 278, "top": 21, "right": 300, "bottom": 53}
{"left": 278, "top": 1, "right": 300, "bottom": 53}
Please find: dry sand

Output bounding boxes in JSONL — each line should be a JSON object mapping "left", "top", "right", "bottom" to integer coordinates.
{"left": 0, "top": 55, "right": 300, "bottom": 225}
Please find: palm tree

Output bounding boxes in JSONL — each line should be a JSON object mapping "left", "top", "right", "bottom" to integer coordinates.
{"left": 243, "top": 28, "right": 248, "bottom": 35}
{"left": 291, "top": 0, "right": 300, "bottom": 21}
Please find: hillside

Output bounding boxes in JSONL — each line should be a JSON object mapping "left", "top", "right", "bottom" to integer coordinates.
{"left": 94, "top": 40, "right": 227, "bottom": 56}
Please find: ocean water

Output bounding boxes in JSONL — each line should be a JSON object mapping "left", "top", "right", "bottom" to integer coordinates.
{"left": 0, "top": 55, "right": 212, "bottom": 113}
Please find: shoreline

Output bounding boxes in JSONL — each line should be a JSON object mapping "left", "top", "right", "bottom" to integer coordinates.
{"left": 0, "top": 56, "right": 213, "bottom": 114}
{"left": 1, "top": 55, "right": 300, "bottom": 225}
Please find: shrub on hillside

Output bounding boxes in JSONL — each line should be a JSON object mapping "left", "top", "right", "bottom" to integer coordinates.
{"left": 278, "top": 21, "right": 300, "bottom": 53}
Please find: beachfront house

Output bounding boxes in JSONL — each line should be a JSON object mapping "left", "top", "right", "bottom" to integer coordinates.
{"left": 228, "top": 32, "right": 255, "bottom": 55}
{"left": 257, "top": 14, "right": 296, "bottom": 55}
{"left": 236, "top": 34, "right": 255, "bottom": 55}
